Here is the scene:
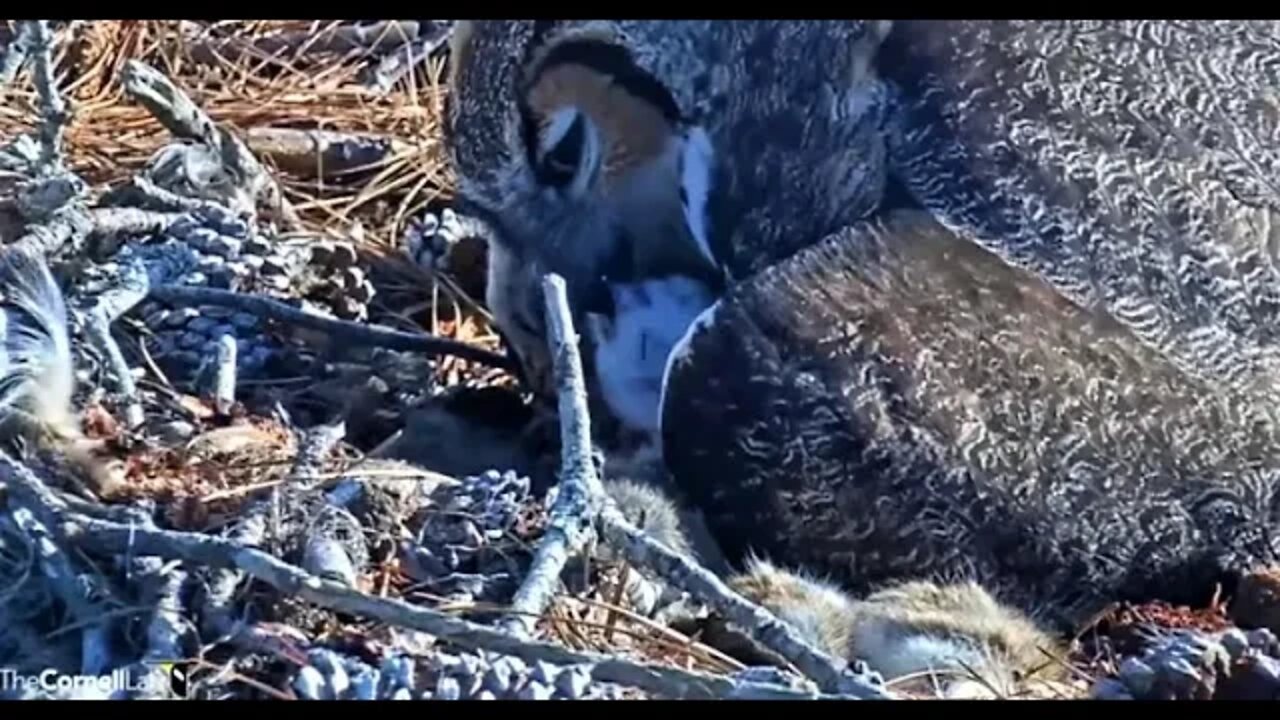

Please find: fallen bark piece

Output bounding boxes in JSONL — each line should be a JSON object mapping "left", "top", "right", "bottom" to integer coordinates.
{"left": 245, "top": 128, "right": 409, "bottom": 179}
{"left": 23, "top": 20, "right": 68, "bottom": 174}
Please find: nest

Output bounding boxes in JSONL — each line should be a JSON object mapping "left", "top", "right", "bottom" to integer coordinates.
{"left": 0, "top": 20, "right": 1276, "bottom": 703}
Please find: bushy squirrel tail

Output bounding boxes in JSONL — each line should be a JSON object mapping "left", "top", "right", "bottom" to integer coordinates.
{"left": 0, "top": 244, "right": 78, "bottom": 440}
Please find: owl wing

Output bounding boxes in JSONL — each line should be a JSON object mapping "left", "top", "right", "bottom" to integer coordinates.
{"left": 880, "top": 20, "right": 1280, "bottom": 397}
{"left": 659, "top": 210, "right": 1280, "bottom": 629}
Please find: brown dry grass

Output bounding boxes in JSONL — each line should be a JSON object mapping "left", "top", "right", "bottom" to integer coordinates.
{"left": 0, "top": 20, "right": 515, "bottom": 521}
{"left": 1, "top": 20, "right": 454, "bottom": 247}
{"left": 1, "top": 20, "right": 504, "bottom": 385}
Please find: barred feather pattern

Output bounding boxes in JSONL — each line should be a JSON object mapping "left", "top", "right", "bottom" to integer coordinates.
{"left": 0, "top": 245, "right": 76, "bottom": 436}
{"left": 881, "top": 20, "right": 1280, "bottom": 399}
{"left": 630, "top": 20, "right": 892, "bottom": 278}
{"left": 661, "top": 211, "right": 1280, "bottom": 631}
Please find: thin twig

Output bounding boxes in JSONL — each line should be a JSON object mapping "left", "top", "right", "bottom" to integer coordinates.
{"left": 360, "top": 22, "right": 453, "bottom": 93}
{"left": 48, "top": 489, "right": 152, "bottom": 526}
{"left": 126, "top": 555, "right": 191, "bottom": 699}
{"left": 270, "top": 420, "right": 346, "bottom": 546}
{"left": 129, "top": 175, "right": 242, "bottom": 225}
{"left": 25, "top": 20, "right": 69, "bottom": 174}
{"left": 77, "top": 249, "right": 185, "bottom": 430}
{"left": 213, "top": 333, "right": 237, "bottom": 416}
{"left": 0, "top": 450, "right": 863, "bottom": 700}
{"left": 557, "top": 593, "right": 746, "bottom": 674}
{"left": 0, "top": 22, "right": 35, "bottom": 84}
{"left": 499, "top": 275, "right": 606, "bottom": 637}
{"left": 5, "top": 22, "right": 83, "bottom": 225}
{"left": 82, "top": 303, "right": 145, "bottom": 429}
{"left": 12, "top": 205, "right": 184, "bottom": 259}
{"left": 6, "top": 505, "right": 115, "bottom": 676}
{"left": 287, "top": 419, "right": 347, "bottom": 487}
{"left": 182, "top": 21, "right": 428, "bottom": 66}
{"left": 595, "top": 502, "right": 893, "bottom": 699}
{"left": 201, "top": 419, "right": 344, "bottom": 647}
{"left": 148, "top": 284, "right": 515, "bottom": 370}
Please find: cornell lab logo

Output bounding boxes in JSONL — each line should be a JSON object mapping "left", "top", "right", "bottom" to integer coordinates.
{"left": 0, "top": 663, "right": 188, "bottom": 697}
{"left": 164, "top": 661, "right": 190, "bottom": 696}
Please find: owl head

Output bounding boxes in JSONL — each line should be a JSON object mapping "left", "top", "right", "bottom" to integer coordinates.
{"left": 443, "top": 21, "right": 894, "bottom": 400}
{"left": 444, "top": 20, "right": 894, "bottom": 298}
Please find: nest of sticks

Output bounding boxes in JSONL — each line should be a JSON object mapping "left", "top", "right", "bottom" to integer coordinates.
{"left": 0, "top": 20, "right": 1276, "bottom": 702}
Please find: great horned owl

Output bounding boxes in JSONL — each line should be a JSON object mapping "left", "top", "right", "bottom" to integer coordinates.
{"left": 443, "top": 20, "right": 1280, "bottom": 634}
{"left": 448, "top": 20, "right": 1280, "bottom": 401}
{"left": 878, "top": 20, "right": 1280, "bottom": 399}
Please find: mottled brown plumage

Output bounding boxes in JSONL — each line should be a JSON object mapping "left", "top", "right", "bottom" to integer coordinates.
{"left": 442, "top": 18, "right": 1280, "bottom": 653}
{"left": 881, "top": 21, "right": 1280, "bottom": 398}
{"left": 661, "top": 210, "right": 1280, "bottom": 631}
{"left": 447, "top": 21, "right": 1280, "bottom": 401}
{"left": 444, "top": 21, "right": 890, "bottom": 395}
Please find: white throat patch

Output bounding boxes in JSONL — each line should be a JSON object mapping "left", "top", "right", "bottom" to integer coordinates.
{"left": 589, "top": 276, "right": 717, "bottom": 434}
